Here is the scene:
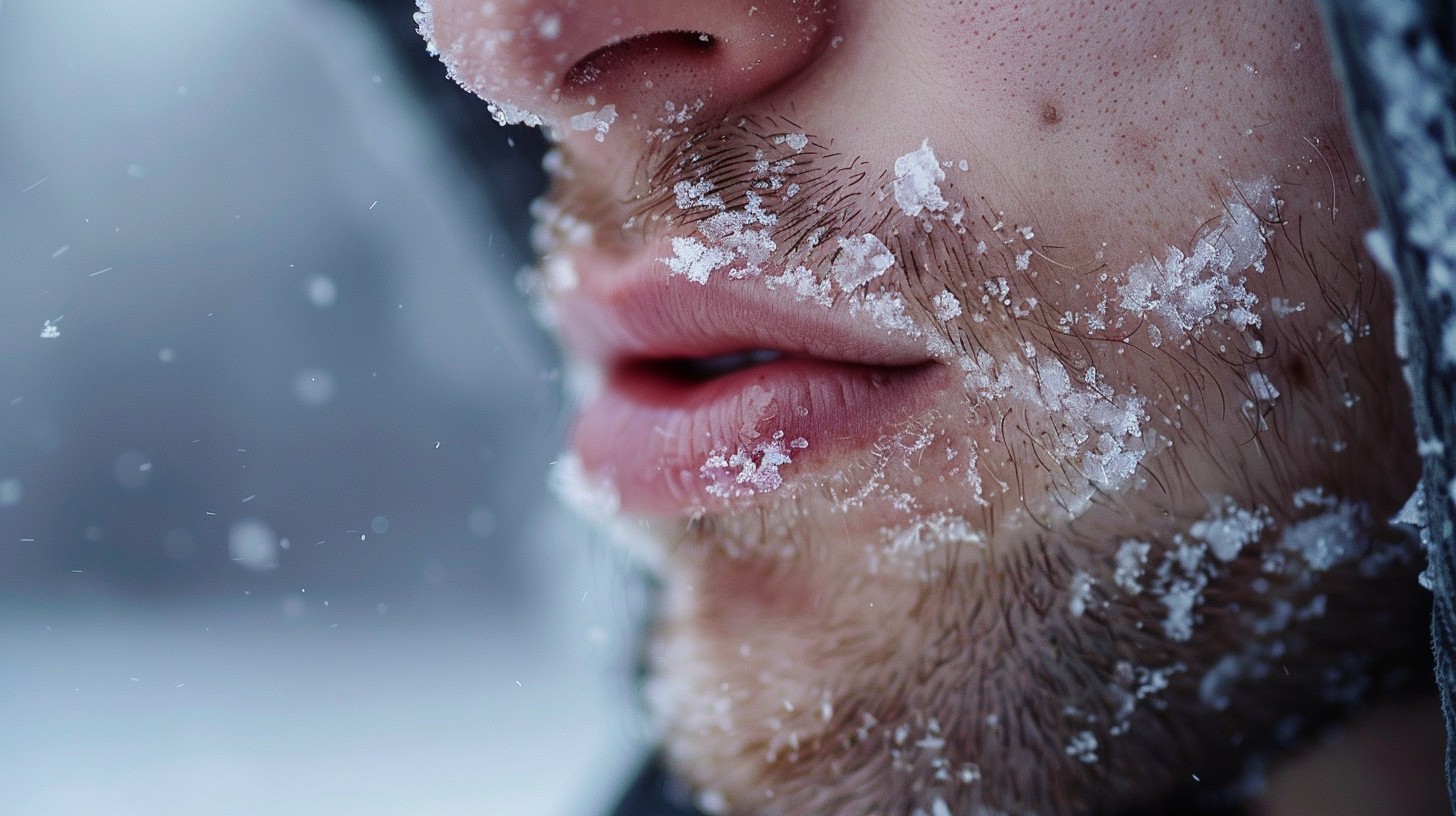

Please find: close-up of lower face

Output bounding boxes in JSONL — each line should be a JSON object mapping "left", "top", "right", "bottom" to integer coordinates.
{"left": 423, "top": 1, "right": 1432, "bottom": 813}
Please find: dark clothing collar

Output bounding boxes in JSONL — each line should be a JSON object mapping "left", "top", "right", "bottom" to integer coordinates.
{"left": 606, "top": 756, "right": 705, "bottom": 816}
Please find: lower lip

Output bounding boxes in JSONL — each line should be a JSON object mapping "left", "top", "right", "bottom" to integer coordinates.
{"left": 571, "top": 356, "right": 948, "bottom": 515}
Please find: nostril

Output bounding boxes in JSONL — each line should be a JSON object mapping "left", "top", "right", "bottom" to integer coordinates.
{"left": 563, "top": 30, "right": 718, "bottom": 91}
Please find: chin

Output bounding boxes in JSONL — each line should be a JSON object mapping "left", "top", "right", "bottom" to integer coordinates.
{"left": 636, "top": 477, "right": 1429, "bottom": 816}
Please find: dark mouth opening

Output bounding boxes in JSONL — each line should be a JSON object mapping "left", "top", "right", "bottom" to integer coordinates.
{"left": 630, "top": 349, "right": 784, "bottom": 384}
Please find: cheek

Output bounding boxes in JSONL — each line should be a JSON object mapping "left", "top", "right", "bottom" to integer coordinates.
{"left": 869, "top": 0, "right": 1343, "bottom": 252}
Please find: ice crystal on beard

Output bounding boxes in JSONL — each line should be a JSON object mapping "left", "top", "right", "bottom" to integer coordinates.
{"left": 1269, "top": 297, "right": 1306, "bottom": 317}
{"left": 1279, "top": 497, "right": 1369, "bottom": 571}
{"left": 701, "top": 431, "right": 808, "bottom": 499}
{"left": 1065, "top": 730, "right": 1099, "bottom": 763}
{"left": 1189, "top": 498, "right": 1272, "bottom": 562}
{"left": 1160, "top": 569, "right": 1208, "bottom": 641}
{"left": 1199, "top": 653, "right": 1244, "bottom": 711}
{"left": 1068, "top": 571, "right": 1095, "bottom": 616}
{"left": 1114, "top": 540, "right": 1152, "bottom": 593}
{"left": 831, "top": 233, "right": 895, "bottom": 290}
{"left": 850, "top": 291, "right": 918, "bottom": 334}
{"left": 892, "top": 139, "right": 948, "bottom": 218}
{"left": 665, "top": 236, "right": 735, "bottom": 284}
{"left": 1117, "top": 178, "right": 1275, "bottom": 338}
{"left": 876, "top": 513, "right": 985, "bottom": 574}
{"left": 1108, "top": 661, "right": 1184, "bottom": 734}
{"left": 663, "top": 180, "right": 778, "bottom": 283}
{"left": 1247, "top": 370, "right": 1280, "bottom": 402}
{"left": 1150, "top": 505, "right": 1255, "bottom": 641}
{"left": 780, "top": 132, "right": 809, "bottom": 152}
{"left": 932, "top": 289, "right": 962, "bottom": 321}
{"left": 961, "top": 349, "right": 1148, "bottom": 509}
{"left": 764, "top": 265, "right": 832, "bottom": 305}
{"left": 674, "top": 179, "right": 722, "bottom": 210}
{"left": 568, "top": 104, "right": 617, "bottom": 142}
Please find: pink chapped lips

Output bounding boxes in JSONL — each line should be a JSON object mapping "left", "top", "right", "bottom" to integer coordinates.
{"left": 556, "top": 241, "right": 948, "bottom": 515}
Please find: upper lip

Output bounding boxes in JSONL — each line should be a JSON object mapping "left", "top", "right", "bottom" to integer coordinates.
{"left": 553, "top": 244, "right": 938, "bottom": 374}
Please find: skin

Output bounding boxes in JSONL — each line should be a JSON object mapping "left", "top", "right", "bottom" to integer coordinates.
{"left": 421, "top": 1, "right": 1440, "bottom": 813}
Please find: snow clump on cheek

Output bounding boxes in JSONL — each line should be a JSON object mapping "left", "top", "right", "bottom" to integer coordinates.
{"left": 893, "top": 139, "right": 949, "bottom": 218}
{"left": 1114, "top": 178, "right": 1279, "bottom": 351}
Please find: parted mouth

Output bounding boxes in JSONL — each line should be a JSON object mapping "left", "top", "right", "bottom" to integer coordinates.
{"left": 644, "top": 349, "right": 784, "bottom": 383}
{"left": 553, "top": 241, "right": 948, "bottom": 515}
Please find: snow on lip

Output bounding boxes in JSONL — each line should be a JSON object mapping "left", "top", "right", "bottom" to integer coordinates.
{"left": 554, "top": 261, "right": 938, "bottom": 369}
{"left": 555, "top": 246, "right": 947, "bottom": 516}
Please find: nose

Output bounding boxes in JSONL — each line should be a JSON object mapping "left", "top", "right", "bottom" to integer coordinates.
{"left": 419, "top": 0, "right": 834, "bottom": 139}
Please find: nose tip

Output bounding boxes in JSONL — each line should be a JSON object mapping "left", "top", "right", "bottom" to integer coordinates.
{"left": 420, "top": 0, "right": 833, "bottom": 139}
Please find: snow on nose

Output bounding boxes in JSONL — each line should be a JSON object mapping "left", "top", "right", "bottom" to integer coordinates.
{"left": 416, "top": 0, "right": 834, "bottom": 139}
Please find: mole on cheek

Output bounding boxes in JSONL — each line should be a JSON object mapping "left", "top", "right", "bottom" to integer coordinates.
{"left": 1039, "top": 100, "right": 1063, "bottom": 128}
{"left": 1283, "top": 353, "right": 1312, "bottom": 391}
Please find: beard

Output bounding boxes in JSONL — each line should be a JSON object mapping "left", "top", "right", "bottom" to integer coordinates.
{"left": 540, "top": 114, "right": 1430, "bottom": 815}
{"left": 641, "top": 482, "right": 1425, "bottom": 815}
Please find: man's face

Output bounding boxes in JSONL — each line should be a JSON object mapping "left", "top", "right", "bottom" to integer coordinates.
{"left": 424, "top": 1, "right": 1425, "bottom": 812}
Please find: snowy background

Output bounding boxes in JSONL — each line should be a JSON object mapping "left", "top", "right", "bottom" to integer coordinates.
{"left": 0, "top": 0, "right": 645, "bottom": 813}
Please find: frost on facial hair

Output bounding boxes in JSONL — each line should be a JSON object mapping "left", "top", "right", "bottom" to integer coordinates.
{"left": 1094, "top": 488, "right": 1412, "bottom": 714}
{"left": 932, "top": 289, "right": 963, "bottom": 322}
{"left": 1067, "top": 571, "right": 1096, "bottom": 617}
{"left": 871, "top": 511, "right": 986, "bottom": 577}
{"left": 962, "top": 347, "right": 1148, "bottom": 513}
{"left": 1190, "top": 488, "right": 1392, "bottom": 711}
{"left": 1064, "top": 730, "right": 1099, "bottom": 764}
{"left": 1246, "top": 370, "right": 1281, "bottom": 403}
{"left": 892, "top": 139, "right": 949, "bottom": 218}
{"left": 647, "top": 100, "right": 706, "bottom": 144}
{"left": 489, "top": 102, "right": 548, "bottom": 129}
{"left": 1189, "top": 498, "right": 1273, "bottom": 562}
{"left": 1106, "top": 660, "right": 1183, "bottom": 737}
{"left": 569, "top": 104, "right": 617, "bottom": 142}
{"left": 778, "top": 132, "right": 810, "bottom": 153}
{"left": 1116, "top": 178, "right": 1278, "bottom": 345}
{"left": 1105, "top": 497, "right": 1273, "bottom": 641}
{"left": 850, "top": 291, "right": 957, "bottom": 359}
{"left": 764, "top": 264, "right": 833, "bottom": 306}
{"left": 831, "top": 234, "right": 895, "bottom": 290}
{"left": 701, "top": 431, "right": 808, "bottom": 500}
{"left": 1113, "top": 540, "right": 1152, "bottom": 593}
{"left": 1279, "top": 488, "right": 1372, "bottom": 572}
{"left": 663, "top": 178, "right": 779, "bottom": 284}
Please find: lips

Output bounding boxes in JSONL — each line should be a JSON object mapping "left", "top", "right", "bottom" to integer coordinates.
{"left": 555, "top": 244, "right": 948, "bottom": 516}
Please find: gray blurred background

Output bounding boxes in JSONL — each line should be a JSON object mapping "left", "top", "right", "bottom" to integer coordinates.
{"left": 0, "top": 0, "right": 645, "bottom": 812}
